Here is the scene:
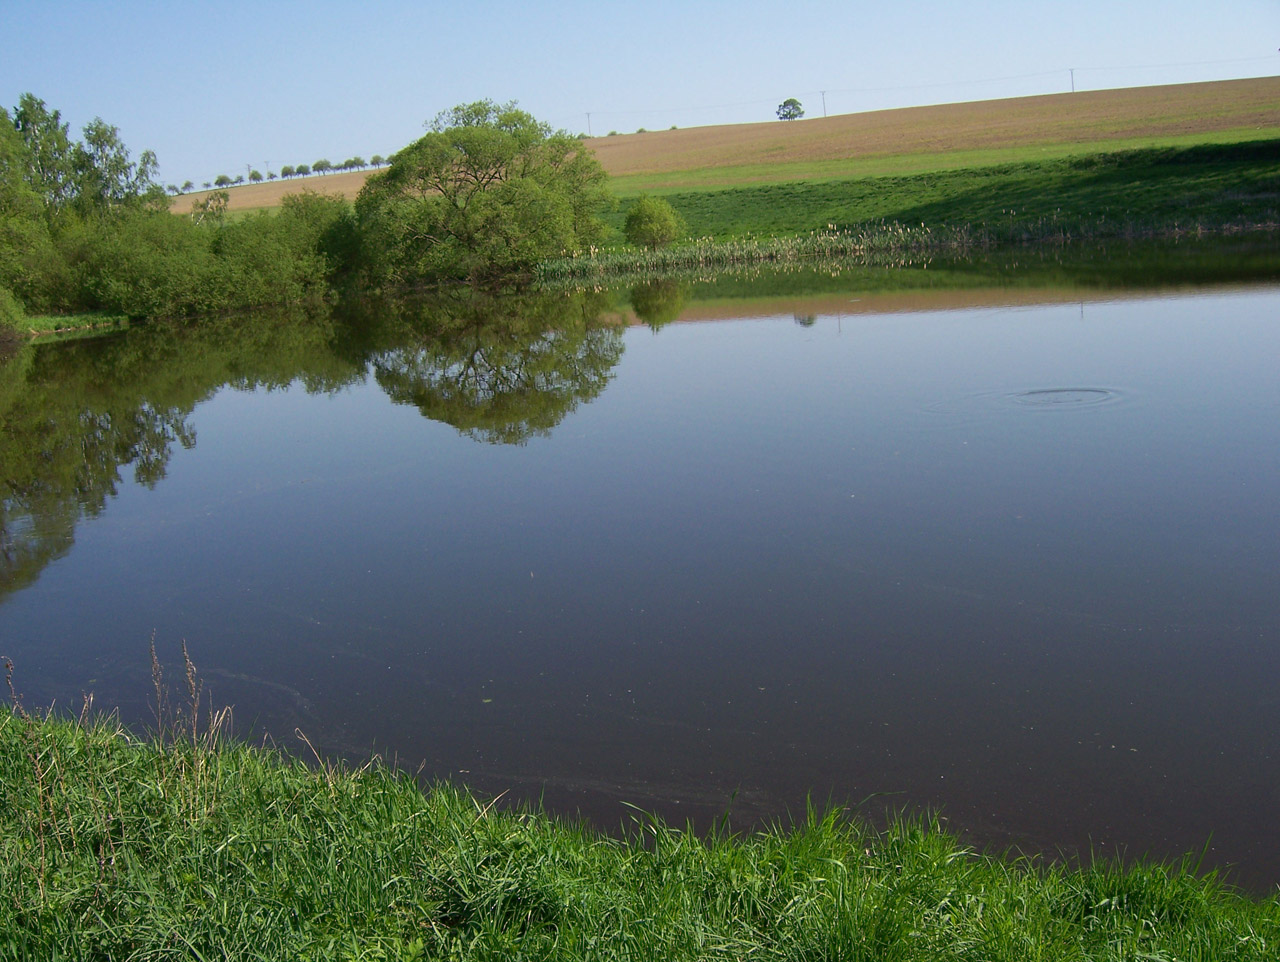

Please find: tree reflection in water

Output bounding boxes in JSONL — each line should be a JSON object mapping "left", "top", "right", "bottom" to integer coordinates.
{"left": 368, "top": 289, "right": 625, "bottom": 445}
{"left": 628, "top": 279, "right": 687, "bottom": 331}
{"left": 0, "top": 290, "right": 625, "bottom": 596}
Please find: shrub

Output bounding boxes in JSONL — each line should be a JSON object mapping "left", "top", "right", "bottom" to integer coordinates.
{"left": 624, "top": 195, "right": 685, "bottom": 250}
{"left": 82, "top": 209, "right": 216, "bottom": 317}
{"left": 0, "top": 284, "right": 25, "bottom": 332}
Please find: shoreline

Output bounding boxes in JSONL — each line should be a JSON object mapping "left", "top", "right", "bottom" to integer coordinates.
{"left": 4, "top": 704, "right": 1278, "bottom": 958}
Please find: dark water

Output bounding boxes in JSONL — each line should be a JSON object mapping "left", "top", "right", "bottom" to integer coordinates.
{"left": 3, "top": 250, "right": 1280, "bottom": 890}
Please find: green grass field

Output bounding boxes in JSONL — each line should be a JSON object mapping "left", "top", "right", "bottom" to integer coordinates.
{"left": 4, "top": 703, "right": 1279, "bottom": 961}
{"left": 536, "top": 139, "right": 1280, "bottom": 281}
{"left": 604, "top": 140, "right": 1280, "bottom": 242}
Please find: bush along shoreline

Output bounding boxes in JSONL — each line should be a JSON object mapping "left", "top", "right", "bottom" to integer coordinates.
{"left": 6, "top": 94, "right": 1280, "bottom": 341}
{"left": 2, "top": 685, "right": 1279, "bottom": 960}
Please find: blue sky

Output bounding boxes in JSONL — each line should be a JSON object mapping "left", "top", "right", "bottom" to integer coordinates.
{"left": 3, "top": 0, "right": 1277, "bottom": 186}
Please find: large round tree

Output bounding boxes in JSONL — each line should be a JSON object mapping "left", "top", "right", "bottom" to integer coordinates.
{"left": 356, "top": 100, "right": 611, "bottom": 286}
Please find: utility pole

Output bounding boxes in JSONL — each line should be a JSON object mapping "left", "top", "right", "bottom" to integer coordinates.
{"left": 820, "top": 90, "right": 827, "bottom": 117}
{"left": 586, "top": 112, "right": 592, "bottom": 136}
{"left": 1069, "top": 68, "right": 1075, "bottom": 93}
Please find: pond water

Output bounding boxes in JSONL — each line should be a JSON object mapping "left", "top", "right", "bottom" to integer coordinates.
{"left": 3, "top": 245, "right": 1279, "bottom": 890}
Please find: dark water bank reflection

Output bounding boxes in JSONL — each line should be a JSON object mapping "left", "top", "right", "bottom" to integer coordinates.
{"left": 3, "top": 241, "right": 1280, "bottom": 891}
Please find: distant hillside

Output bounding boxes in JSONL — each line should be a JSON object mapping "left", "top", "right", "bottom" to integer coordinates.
{"left": 171, "top": 77, "right": 1280, "bottom": 213}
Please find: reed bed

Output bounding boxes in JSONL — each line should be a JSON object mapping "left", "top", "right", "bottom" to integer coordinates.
{"left": 535, "top": 213, "right": 1275, "bottom": 287}
{"left": 536, "top": 224, "right": 979, "bottom": 284}
{"left": 3, "top": 665, "right": 1279, "bottom": 961}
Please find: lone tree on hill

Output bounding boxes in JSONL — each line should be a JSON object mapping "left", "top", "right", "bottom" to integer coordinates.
{"left": 776, "top": 98, "right": 804, "bottom": 121}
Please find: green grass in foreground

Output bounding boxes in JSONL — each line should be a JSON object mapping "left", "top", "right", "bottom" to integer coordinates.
{"left": 3, "top": 702, "right": 1278, "bottom": 961}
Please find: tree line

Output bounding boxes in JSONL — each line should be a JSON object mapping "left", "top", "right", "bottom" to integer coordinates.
{"left": 199, "top": 156, "right": 390, "bottom": 192}
{"left": 1, "top": 94, "right": 358, "bottom": 329}
{"left": 2, "top": 94, "right": 685, "bottom": 332}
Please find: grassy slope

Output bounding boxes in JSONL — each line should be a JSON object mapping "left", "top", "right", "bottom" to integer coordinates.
{"left": 628, "top": 140, "right": 1280, "bottom": 241}
{"left": 4, "top": 707, "right": 1279, "bottom": 961}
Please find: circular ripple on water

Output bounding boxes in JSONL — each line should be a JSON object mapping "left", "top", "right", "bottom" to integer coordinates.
{"left": 1011, "top": 388, "right": 1119, "bottom": 407}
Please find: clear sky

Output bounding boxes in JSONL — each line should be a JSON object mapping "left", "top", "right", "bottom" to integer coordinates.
{"left": 3, "top": 0, "right": 1277, "bottom": 187}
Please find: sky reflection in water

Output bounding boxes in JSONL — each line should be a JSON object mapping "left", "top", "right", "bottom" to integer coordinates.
{"left": 2, "top": 272, "right": 1279, "bottom": 890}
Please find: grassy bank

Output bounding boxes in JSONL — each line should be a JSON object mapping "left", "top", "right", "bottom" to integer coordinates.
{"left": 535, "top": 140, "right": 1280, "bottom": 281}
{"left": 621, "top": 140, "right": 1279, "bottom": 239}
{"left": 3, "top": 703, "right": 1278, "bottom": 961}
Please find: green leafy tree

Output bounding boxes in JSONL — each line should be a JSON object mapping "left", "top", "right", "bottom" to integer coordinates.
{"left": 0, "top": 108, "right": 56, "bottom": 311}
{"left": 776, "top": 98, "right": 804, "bottom": 121}
{"left": 189, "top": 190, "right": 229, "bottom": 226}
{"left": 313, "top": 159, "right": 332, "bottom": 175}
{"left": 280, "top": 165, "right": 295, "bottom": 179}
{"left": 10, "top": 94, "right": 76, "bottom": 211}
{"left": 623, "top": 195, "right": 684, "bottom": 249}
{"left": 356, "top": 99, "right": 611, "bottom": 285}
{"left": 9, "top": 95, "right": 162, "bottom": 218}
{"left": 181, "top": 180, "right": 194, "bottom": 192}
{"left": 74, "top": 117, "right": 164, "bottom": 213}
{"left": 295, "top": 164, "right": 310, "bottom": 177}
{"left": 370, "top": 154, "right": 384, "bottom": 167}
{"left": 276, "top": 190, "right": 360, "bottom": 283}
{"left": 0, "top": 285, "right": 24, "bottom": 333}
{"left": 249, "top": 169, "right": 263, "bottom": 183}
{"left": 214, "top": 174, "right": 232, "bottom": 187}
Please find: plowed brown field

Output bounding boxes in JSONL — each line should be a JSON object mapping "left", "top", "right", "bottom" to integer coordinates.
{"left": 170, "top": 77, "right": 1280, "bottom": 214}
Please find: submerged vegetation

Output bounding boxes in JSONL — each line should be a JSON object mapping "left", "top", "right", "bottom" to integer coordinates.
{"left": 3, "top": 697, "right": 1279, "bottom": 960}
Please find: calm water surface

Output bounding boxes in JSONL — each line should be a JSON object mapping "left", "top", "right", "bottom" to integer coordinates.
{"left": 3, "top": 268, "right": 1279, "bottom": 889}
